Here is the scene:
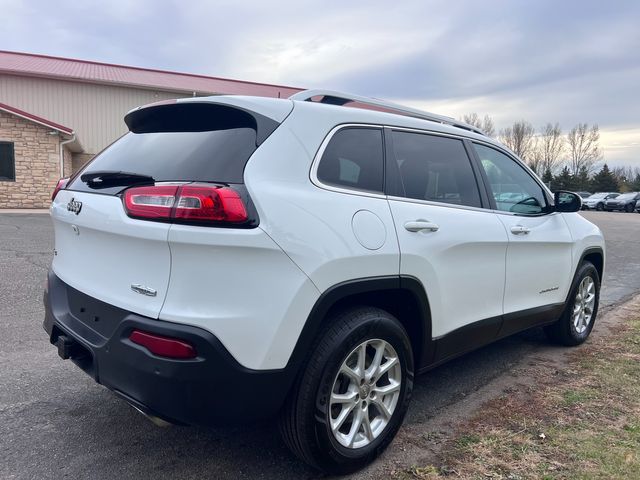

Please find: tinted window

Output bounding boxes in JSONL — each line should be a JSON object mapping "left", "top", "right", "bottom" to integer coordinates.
{"left": 68, "top": 104, "right": 261, "bottom": 195}
{"left": 317, "top": 128, "right": 384, "bottom": 193}
{"left": 474, "top": 143, "right": 548, "bottom": 215}
{"left": 0, "top": 142, "right": 15, "bottom": 181}
{"left": 389, "top": 131, "right": 481, "bottom": 207}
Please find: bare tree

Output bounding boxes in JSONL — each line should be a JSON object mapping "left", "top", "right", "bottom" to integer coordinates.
{"left": 567, "top": 123, "right": 603, "bottom": 176}
{"left": 462, "top": 113, "right": 496, "bottom": 137}
{"left": 499, "top": 120, "right": 537, "bottom": 169}
{"left": 532, "top": 123, "right": 565, "bottom": 174}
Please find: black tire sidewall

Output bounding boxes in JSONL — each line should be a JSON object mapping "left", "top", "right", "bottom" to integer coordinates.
{"left": 562, "top": 263, "right": 600, "bottom": 343}
{"left": 311, "top": 310, "right": 414, "bottom": 473}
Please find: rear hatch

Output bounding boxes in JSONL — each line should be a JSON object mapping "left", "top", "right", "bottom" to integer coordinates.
{"left": 51, "top": 99, "right": 288, "bottom": 319}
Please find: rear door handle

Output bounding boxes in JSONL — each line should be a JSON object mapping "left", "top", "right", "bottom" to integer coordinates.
{"left": 510, "top": 225, "right": 531, "bottom": 235}
{"left": 404, "top": 220, "right": 439, "bottom": 233}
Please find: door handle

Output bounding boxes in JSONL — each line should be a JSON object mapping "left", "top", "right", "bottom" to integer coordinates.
{"left": 510, "top": 225, "right": 531, "bottom": 235}
{"left": 404, "top": 220, "right": 439, "bottom": 233}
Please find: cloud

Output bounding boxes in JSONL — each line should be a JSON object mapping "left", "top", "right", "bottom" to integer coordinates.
{"left": 0, "top": 0, "right": 638, "bottom": 165}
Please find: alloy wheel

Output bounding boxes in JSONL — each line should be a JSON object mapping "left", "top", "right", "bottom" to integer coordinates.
{"left": 573, "top": 276, "right": 596, "bottom": 334}
{"left": 328, "top": 339, "right": 402, "bottom": 449}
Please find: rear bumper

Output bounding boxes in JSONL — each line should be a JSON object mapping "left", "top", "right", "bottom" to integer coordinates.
{"left": 43, "top": 271, "right": 295, "bottom": 426}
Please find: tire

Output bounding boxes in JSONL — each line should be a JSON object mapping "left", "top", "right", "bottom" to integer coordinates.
{"left": 596, "top": 203, "right": 604, "bottom": 211}
{"left": 279, "top": 307, "right": 414, "bottom": 474}
{"left": 625, "top": 203, "right": 634, "bottom": 213}
{"left": 545, "top": 261, "right": 600, "bottom": 346}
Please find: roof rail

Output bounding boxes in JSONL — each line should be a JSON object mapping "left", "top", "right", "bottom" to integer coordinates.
{"left": 289, "top": 89, "right": 485, "bottom": 136}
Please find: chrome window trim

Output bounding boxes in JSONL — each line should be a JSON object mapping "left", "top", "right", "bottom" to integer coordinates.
{"left": 310, "top": 123, "right": 554, "bottom": 216}
{"left": 386, "top": 195, "right": 494, "bottom": 214}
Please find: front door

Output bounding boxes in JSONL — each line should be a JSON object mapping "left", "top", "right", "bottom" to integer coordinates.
{"left": 471, "top": 143, "right": 573, "bottom": 321}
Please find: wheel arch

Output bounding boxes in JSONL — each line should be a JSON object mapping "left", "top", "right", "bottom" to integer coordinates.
{"left": 285, "top": 276, "right": 432, "bottom": 374}
{"left": 579, "top": 247, "right": 604, "bottom": 284}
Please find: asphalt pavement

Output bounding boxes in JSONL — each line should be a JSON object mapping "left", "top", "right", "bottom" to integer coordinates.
{"left": 0, "top": 210, "right": 638, "bottom": 479}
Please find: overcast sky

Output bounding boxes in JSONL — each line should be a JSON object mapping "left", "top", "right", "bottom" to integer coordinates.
{"left": 2, "top": 0, "right": 638, "bottom": 167}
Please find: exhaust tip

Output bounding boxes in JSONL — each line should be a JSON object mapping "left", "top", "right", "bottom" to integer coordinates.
{"left": 130, "top": 404, "right": 174, "bottom": 428}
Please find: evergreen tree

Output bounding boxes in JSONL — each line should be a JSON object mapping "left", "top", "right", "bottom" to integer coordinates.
{"left": 542, "top": 166, "right": 553, "bottom": 188}
{"left": 553, "top": 166, "right": 574, "bottom": 191}
{"left": 590, "top": 164, "right": 619, "bottom": 192}
{"left": 574, "top": 165, "right": 591, "bottom": 191}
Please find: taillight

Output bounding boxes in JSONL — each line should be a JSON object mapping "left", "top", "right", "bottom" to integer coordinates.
{"left": 52, "top": 178, "right": 69, "bottom": 200}
{"left": 129, "top": 330, "right": 197, "bottom": 359}
{"left": 124, "top": 185, "right": 179, "bottom": 219}
{"left": 123, "top": 184, "right": 248, "bottom": 225}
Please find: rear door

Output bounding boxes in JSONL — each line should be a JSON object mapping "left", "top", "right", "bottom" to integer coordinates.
{"left": 52, "top": 101, "right": 283, "bottom": 319}
{"left": 471, "top": 142, "right": 573, "bottom": 317}
{"left": 386, "top": 129, "right": 508, "bottom": 344}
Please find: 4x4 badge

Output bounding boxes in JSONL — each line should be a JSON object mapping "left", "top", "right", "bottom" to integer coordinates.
{"left": 67, "top": 198, "right": 82, "bottom": 215}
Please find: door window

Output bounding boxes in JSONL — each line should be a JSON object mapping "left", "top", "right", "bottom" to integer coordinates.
{"left": 388, "top": 131, "right": 481, "bottom": 208}
{"left": 473, "top": 143, "right": 548, "bottom": 215}
{"left": 316, "top": 127, "right": 384, "bottom": 193}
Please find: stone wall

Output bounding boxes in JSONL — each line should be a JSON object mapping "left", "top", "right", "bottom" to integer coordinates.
{"left": 71, "top": 153, "right": 94, "bottom": 174}
{"left": 63, "top": 145, "right": 72, "bottom": 178}
{"left": 0, "top": 110, "right": 65, "bottom": 208}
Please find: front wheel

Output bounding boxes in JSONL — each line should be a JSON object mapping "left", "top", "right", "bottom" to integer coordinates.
{"left": 596, "top": 202, "right": 604, "bottom": 211}
{"left": 626, "top": 203, "right": 635, "bottom": 212}
{"left": 545, "top": 261, "right": 600, "bottom": 346}
{"left": 279, "top": 307, "right": 414, "bottom": 474}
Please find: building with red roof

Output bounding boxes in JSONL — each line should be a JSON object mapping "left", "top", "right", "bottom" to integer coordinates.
{"left": 0, "top": 50, "right": 301, "bottom": 207}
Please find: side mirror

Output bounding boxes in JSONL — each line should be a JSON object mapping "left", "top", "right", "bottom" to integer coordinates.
{"left": 554, "top": 191, "right": 582, "bottom": 213}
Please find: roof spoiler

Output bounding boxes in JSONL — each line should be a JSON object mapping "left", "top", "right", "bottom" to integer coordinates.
{"left": 124, "top": 101, "right": 280, "bottom": 145}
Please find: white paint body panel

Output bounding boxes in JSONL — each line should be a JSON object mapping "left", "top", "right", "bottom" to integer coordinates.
{"left": 388, "top": 200, "right": 508, "bottom": 337}
{"left": 497, "top": 212, "right": 574, "bottom": 313}
{"left": 160, "top": 224, "right": 319, "bottom": 369}
{"left": 243, "top": 116, "right": 400, "bottom": 294}
{"left": 51, "top": 189, "right": 172, "bottom": 319}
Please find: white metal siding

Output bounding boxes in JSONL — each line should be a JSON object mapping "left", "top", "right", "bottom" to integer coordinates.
{"left": 0, "top": 74, "right": 192, "bottom": 154}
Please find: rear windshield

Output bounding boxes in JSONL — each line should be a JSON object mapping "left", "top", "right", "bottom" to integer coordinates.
{"left": 68, "top": 103, "right": 269, "bottom": 195}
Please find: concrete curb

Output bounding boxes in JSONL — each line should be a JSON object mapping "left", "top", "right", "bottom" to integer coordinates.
{"left": 0, "top": 209, "right": 49, "bottom": 214}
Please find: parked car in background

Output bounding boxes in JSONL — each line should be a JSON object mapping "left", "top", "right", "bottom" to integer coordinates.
{"left": 604, "top": 192, "right": 640, "bottom": 212}
{"left": 582, "top": 192, "right": 620, "bottom": 211}
{"left": 575, "top": 191, "right": 592, "bottom": 199}
{"left": 636, "top": 199, "right": 640, "bottom": 213}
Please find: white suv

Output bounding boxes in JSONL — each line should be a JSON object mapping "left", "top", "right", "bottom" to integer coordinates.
{"left": 44, "top": 90, "right": 605, "bottom": 474}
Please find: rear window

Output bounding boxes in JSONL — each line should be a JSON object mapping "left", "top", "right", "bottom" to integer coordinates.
{"left": 68, "top": 103, "right": 272, "bottom": 195}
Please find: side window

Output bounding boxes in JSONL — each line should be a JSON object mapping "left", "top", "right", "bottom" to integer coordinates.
{"left": 473, "top": 143, "right": 548, "bottom": 215}
{"left": 0, "top": 142, "right": 15, "bottom": 181}
{"left": 317, "top": 127, "right": 383, "bottom": 193}
{"left": 389, "top": 131, "right": 481, "bottom": 208}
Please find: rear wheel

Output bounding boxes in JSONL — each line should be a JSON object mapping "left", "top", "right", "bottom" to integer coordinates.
{"left": 279, "top": 307, "right": 413, "bottom": 474}
{"left": 545, "top": 262, "right": 600, "bottom": 346}
{"left": 596, "top": 202, "right": 604, "bottom": 211}
{"left": 625, "top": 203, "right": 634, "bottom": 212}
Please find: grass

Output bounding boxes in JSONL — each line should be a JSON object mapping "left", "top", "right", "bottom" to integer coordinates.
{"left": 393, "top": 304, "right": 640, "bottom": 480}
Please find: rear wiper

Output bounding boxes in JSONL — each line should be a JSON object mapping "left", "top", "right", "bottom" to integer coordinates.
{"left": 80, "top": 171, "right": 155, "bottom": 189}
